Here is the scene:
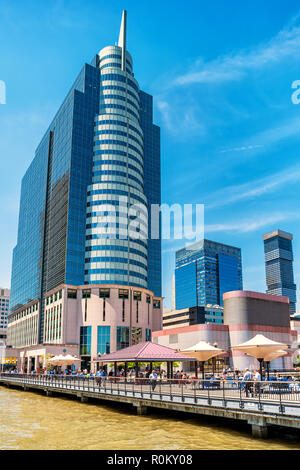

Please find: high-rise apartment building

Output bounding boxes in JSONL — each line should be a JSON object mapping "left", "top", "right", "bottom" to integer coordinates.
{"left": 175, "top": 239, "right": 243, "bottom": 310}
{"left": 8, "top": 11, "right": 162, "bottom": 368}
{"left": 263, "top": 229, "right": 297, "bottom": 315}
{"left": 0, "top": 288, "right": 10, "bottom": 343}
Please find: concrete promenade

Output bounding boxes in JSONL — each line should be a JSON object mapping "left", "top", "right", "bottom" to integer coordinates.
{"left": 1, "top": 374, "right": 300, "bottom": 438}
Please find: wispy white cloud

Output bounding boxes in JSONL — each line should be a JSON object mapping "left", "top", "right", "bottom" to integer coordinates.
{"left": 155, "top": 16, "right": 300, "bottom": 142}
{"left": 216, "top": 114, "right": 300, "bottom": 158}
{"left": 206, "top": 163, "right": 300, "bottom": 209}
{"left": 156, "top": 98, "right": 207, "bottom": 137}
{"left": 172, "top": 22, "right": 300, "bottom": 87}
{"left": 252, "top": 115, "right": 300, "bottom": 148}
{"left": 205, "top": 212, "right": 299, "bottom": 234}
{"left": 219, "top": 145, "right": 262, "bottom": 154}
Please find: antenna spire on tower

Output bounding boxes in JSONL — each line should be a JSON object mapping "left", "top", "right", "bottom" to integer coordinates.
{"left": 118, "top": 10, "right": 127, "bottom": 71}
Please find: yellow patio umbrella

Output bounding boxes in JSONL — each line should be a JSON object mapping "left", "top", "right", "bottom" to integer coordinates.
{"left": 180, "top": 341, "right": 225, "bottom": 379}
{"left": 231, "top": 334, "right": 288, "bottom": 380}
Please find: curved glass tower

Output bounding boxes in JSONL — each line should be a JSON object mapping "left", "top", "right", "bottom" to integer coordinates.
{"left": 10, "top": 10, "right": 161, "bottom": 344}
{"left": 85, "top": 11, "right": 148, "bottom": 288}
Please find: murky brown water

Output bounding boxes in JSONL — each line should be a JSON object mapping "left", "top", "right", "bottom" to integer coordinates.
{"left": 1, "top": 387, "right": 300, "bottom": 450}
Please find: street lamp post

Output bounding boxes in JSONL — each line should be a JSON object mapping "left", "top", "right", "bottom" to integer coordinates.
{"left": 213, "top": 343, "right": 218, "bottom": 375}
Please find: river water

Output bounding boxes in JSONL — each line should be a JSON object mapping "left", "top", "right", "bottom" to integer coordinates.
{"left": 1, "top": 387, "right": 300, "bottom": 450}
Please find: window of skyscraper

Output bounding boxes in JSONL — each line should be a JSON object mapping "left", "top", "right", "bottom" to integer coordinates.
{"left": 133, "top": 291, "right": 141, "bottom": 301}
{"left": 67, "top": 289, "right": 77, "bottom": 299}
{"left": 82, "top": 289, "right": 91, "bottom": 299}
{"left": 119, "top": 289, "right": 129, "bottom": 299}
{"left": 99, "top": 288, "right": 110, "bottom": 298}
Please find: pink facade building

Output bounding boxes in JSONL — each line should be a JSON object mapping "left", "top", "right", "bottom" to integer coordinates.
{"left": 6, "top": 284, "right": 163, "bottom": 372}
{"left": 153, "top": 291, "right": 298, "bottom": 372}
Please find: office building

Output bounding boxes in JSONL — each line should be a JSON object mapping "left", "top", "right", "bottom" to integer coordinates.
{"left": 175, "top": 239, "right": 243, "bottom": 310}
{"left": 7, "top": 284, "right": 162, "bottom": 372}
{"left": 7, "top": 11, "right": 162, "bottom": 369}
{"left": 263, "top": 229, "right": 297, "bottom": 315}
{"left": 0, "top": 288, "right": 9, "bottom": 343}
{"left": 162, "top": 304, "right": 223, "bottom": 330}
{"left": 154, "top": 291, "right": 297, "bottom": 372}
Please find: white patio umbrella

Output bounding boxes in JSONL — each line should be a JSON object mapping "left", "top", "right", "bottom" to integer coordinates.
{"left": 231, "top": 334, "right": 288, "bottom": 379}
{"left": 263, "top": 350, "right": 288, "bottom": 380}
{"left": 180, "top": 341, "right": 225, "bottom": 379}
{"left": 48, "top": 354, "right": 80, "bottom": 367}
{"left": 292, "top": 349, "right": 300, "bottom": 366}
{"left": 263, "top": 349, "right": 288, "bottom": 363}
{"left": 48, "top": 355, "right": 65, "bottom": 366}
{"left": 59, "top": 354, "right": 81, "bottom": 365}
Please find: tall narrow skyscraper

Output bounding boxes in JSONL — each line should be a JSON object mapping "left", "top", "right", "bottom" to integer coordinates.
{"left": 9, "top": 11, "right": 162, "bottom": 348}
{"left": 263, "top": 229, "right": 297, "bottom": 315}
{"left": 0, "top": 288, "right": 10, "bottom": 343}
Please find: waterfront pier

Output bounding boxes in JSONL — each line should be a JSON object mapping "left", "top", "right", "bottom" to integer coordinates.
{"left": 1, "top": 373, "right": 300, "bottom": 438}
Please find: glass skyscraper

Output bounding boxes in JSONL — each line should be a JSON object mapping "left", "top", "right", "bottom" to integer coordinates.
{"left": 175, "top": 239, "right": 243, "bottom": 310}
{"left": 10, "top": 11, "right": 161, "bottom": 342}
{"left": 263, "top": 229, "right": 297, "bottom": 315}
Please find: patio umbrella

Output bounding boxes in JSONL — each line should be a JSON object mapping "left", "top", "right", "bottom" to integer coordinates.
{"left": 48, "top": 355, "right": 65, "bottom": 366}
{"left": 180, "top": 341, "right": 225, "bottom": 379}
{"left": 59, "top": 354, "right": 81, "bottom": 365}
{"left": 292, "top": 349, "right": 300, "bottom": 366}
{"left": 231, "top": 334, "right": 288, "bottom": 380}
{"left": 48, "top": 354, "right": 80, "bottom": 367}
{"left": 263, "top": 350, "right": 288, "bottom": 380}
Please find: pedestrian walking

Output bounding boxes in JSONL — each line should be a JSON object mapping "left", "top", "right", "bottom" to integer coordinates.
{"left": 253, "top": 369, "right": 261, "bottom": 396}
{"left": 100, "top": 369, "right": 106, "bottom": 387}
{"left": 242, "top": 368, "right": 253, "bottom": 397}
{"left": 149, "top": 370, "right": 158, "bottom": 391}
{"left": 96, "top": 369, "right": 101, "bottom": 385}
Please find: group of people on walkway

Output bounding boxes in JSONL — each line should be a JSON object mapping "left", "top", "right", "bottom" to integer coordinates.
{"left": 5, "top": 366, "right": 300, "bottom": 395}
{"left": 240, "top": 368, "right": 261, "bottom": 397}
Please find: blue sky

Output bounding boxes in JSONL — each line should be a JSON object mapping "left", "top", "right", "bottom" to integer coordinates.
{"left": 1, "top": 0, "right": 300, "bottom": 309}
